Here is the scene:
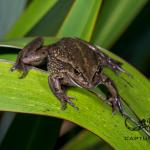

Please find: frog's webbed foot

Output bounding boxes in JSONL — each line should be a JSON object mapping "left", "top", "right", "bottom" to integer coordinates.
{"left": 100, "top": 55, "right": 131, "bottom": 77}
{"left": 55, "top": 93, "right": 78, "bottom": 110}
{"left": 11, "top": 51, "right": 30, "bottom": 78}
{"left": 11, "top": 37, "right": 44, "bottom": 78}
{"left": 11, "top": 61, "right": 29, "bottom": 79}
{"left": 104, "top": 57, "right": 130, "bottom": 76}
{"left": 48, "top": 75, "right": 79, "bottom": 110}
{"left": 100, "top": 74, "right": 124, "bottom": 115}
{"left": 90, "top": 46, "right": 130, "bottom": 76}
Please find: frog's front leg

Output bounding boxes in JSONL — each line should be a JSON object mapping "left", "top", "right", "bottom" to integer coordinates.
{"left": 100, "top": 74, "right": 124, "bottom": 115}
{"left": 11, "top": 37, "right": 44, "bottom": 78}
{"left": 48, "top": 75, "right": 79, "bottom": 110}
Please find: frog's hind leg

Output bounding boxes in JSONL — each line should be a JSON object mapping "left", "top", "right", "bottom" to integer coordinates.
{"left": 98, "top": 51, "right": 131, "bottom": 77}
{"left": 103, "top": 56, "right": 130, "bottom": 76}
{"left": 11, "top": 37, "right": 44, "bottom": 78}
{"left": 100, "top": 74, "right": 124, "bottom": 115}
{"left": 48, "top": 75, "right": 79, "bottom": 110}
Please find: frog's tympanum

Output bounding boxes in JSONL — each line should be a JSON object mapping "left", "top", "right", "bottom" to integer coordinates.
{"left": 11, "top": 37, "right": 128, "bottom": 114}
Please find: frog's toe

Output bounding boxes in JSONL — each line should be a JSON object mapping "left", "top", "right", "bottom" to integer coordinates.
{"left": 66, "top": 99, "right": 78, "bottom": 110}
{"left": 11, "top": 63, "right": 30, "bottom": 79}
{"left": 68, "top": 96, "right": 76, "bottom": 100}
{"left": 10, "top": 64, "right": 18, "bottom": 72}
{"left": 64, "top": 96, "right": 78, "bottom": 110}
{"left": 58, "top": 94, "right": 78, "bottom": 110}
{"left": 108, "top": 96, "right": 124, "bottom": 115}
{"left": 11, "top": 63, "right": 22, "bottom": 71}
{"left": 10, "top": 66, "right": 15, "bottom": 72}
{"left": 18, "top": 70, "right": 28, "bottom": 79}
{"left": 61, "top": 101, "right": 67, "bottom": 110}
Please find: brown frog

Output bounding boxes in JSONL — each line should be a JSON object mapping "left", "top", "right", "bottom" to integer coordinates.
{"left": 11, "top": 37, "right": 128, "bottom": 114}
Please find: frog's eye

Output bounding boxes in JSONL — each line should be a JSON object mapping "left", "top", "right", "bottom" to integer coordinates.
{"left": 74, "top": 68, "right": 81, "bottom": 76}
{"left": 42, "top": 51, "right": 46, "bottom": 54}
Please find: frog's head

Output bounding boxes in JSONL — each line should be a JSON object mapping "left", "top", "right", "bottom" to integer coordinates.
{"left": 22, "top": 47, "right": 48, "bottom": 66}
{"left": 67, "top": 63, "right": 102, "bottom": 89}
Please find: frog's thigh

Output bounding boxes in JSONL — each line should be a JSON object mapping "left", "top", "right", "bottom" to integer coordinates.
{"left": 48, "top": 75, "right": 78, "bottom": 110}
{"left": 100, "top": 74, "right": 117, "bottom": 97}
{"left": 48, "top": 75, "right": 67, "bottom": 109}
{"left": 100, "top": 74, "right": 123, "bottom": 114}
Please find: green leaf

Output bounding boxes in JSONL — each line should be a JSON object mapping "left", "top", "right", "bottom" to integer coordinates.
{"left": 29, "top": 0, "right": 74, "bottom": 36}
{"left": 0, "top": 0, "right": 27, "bottom": 39}
{"left": 5, "top": 0, "right": 58, "bottom": 39}
{"left": 92, "top": 0, "right": 148, "bottom": 48}
{"left": 0, "top": 37, "right": 58, "bottom": 49}
{"left": 57, "top": 0, "right": 102, "bottom": 41}
{"left": 0, "top": 39, "right": 150, "bottom": 149}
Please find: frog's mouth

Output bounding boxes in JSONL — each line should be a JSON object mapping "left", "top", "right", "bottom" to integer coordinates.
{"left": 69, "top": 77, "right": 83, "bottom": 88}
{"left": 68, "top": 76, "right": 94, "bottom": 89}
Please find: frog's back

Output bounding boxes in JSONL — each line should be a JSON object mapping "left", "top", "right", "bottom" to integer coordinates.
{"left": 48, "top": 37, "right": 100, "bottom": 77}
{"left": 51, "top": 37, "right": 99, "bottom": 65}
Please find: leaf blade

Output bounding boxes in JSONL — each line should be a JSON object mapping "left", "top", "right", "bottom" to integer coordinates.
{"left": 92, "top": 0, "right": 148, "bottom": 48}
{"left": 0, "top": 0, "right": 27, "bottom": 39}
{"left": 57, "top": 0, "right": 102, "bottom": 41}
{"left": 5, "top": 0, "right": 58, "bottom": 39}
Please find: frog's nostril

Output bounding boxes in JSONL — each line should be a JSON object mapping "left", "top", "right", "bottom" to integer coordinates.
{"left": 74, "top": 68, "right": 80, "bottom": 76}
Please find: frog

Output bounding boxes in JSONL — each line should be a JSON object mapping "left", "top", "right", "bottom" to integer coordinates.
{"left": 11, "top": 37, "right": 128, "bottom": 114}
